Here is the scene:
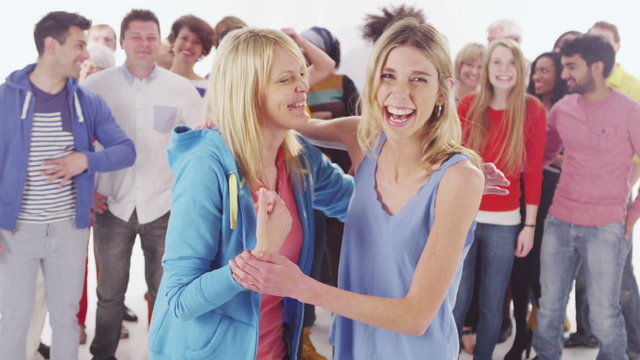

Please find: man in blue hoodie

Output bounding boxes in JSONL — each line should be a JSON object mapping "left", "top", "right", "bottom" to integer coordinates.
{"left": 0, "top": 11, "right": 135, "bottom": 360}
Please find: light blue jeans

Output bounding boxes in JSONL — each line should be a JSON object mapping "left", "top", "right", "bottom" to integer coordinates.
{"left": 453, "top": 222, "right": 520, "bottom": 360}
{"left": 533, "top": 215, "right": 630, "bottom": 360}
{"left": 0, "top": 219, "right": 89, "bottom": 360}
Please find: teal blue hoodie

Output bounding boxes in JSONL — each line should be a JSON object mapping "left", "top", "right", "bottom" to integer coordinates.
{"left": 149, "top": 127, "right": 353, "bottom": 359}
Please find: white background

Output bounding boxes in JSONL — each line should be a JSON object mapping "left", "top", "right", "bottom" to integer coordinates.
{"left": 2, "top": 0, "right": 640, "bottom": 89}
{"left": 7, "top": 1, "right": 639, "bottom": 358}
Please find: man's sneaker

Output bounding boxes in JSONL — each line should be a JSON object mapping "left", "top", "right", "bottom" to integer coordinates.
{"left": 37, "top": 342, "right": 50, "bottom": 359}
{"left": 564, "top": 332, "right": 599, "bottom": 348}
{"left": 123, "top": 305, "right": 138, "bottom": 322}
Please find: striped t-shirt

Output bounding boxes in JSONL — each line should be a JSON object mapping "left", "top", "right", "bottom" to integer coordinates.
{"left": 17, "top": 83, "right": 77, "bottom": 223}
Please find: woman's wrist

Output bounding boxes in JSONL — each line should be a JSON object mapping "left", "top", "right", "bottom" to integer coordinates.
{"left": 523, "top": 223, "right": 535, "bottom": 228}
{"left": 295, "top": 275, "right": 317, "bottom": 304}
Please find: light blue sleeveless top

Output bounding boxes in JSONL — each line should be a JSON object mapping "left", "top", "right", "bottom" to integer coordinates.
{"left": 330, "top": 140, "right": 475, "bottom": 360}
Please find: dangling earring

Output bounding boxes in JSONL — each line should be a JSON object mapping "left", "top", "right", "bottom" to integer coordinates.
{"left": 435, "top": 105, "right": 443, "bottom": 118}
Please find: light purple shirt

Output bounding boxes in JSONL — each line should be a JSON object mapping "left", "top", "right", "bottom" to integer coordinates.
{"left": 544, "top": 89, "right": 640, "bottom": 226}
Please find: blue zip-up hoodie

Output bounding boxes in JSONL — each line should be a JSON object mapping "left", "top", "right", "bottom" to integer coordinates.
{"left": 148, "top": 127, "right": 353, "bottom": 360}
{"left": 0, "top": 64, "right": 136, "bottom": 230}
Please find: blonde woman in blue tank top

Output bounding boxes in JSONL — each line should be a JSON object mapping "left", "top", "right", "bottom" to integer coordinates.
{"left": 231, "top": 19, "right": 492, "bottom": 358}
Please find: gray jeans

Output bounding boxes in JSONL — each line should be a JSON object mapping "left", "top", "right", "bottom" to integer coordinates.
{"left": 90, "top": 209, "right": 168, "bottom": 360}
{"left": 0, "top": 219, "right": 88, "bottom": 360}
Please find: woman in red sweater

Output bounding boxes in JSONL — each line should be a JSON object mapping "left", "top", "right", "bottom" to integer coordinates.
{"left": 452, "top": 38, "right": 546, "bottom": 360}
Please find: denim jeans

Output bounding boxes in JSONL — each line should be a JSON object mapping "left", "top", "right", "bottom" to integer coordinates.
{"left": 453, "top": 222, "right": 519, "bottom": 360}
{"left": 90, "top": 209, "right": 168, "bottom": 360}
{"left": 574, "top": 242, "right": 640, "bottom": 357}
{"left": 533, "top": 215, "right": 630, "bottom": 360}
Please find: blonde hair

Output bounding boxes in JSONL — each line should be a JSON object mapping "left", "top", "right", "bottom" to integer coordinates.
{"left": 454, "top": 43, "right": 486, "bottom": 80}
{"left": 206, "top": 28, "right": 304, "bottom": 189}
{"left": 358, "top": 18, "right": 480, "bottom": 170}
{"left": 465, "top": 38, "right": 527, "bottom": 175}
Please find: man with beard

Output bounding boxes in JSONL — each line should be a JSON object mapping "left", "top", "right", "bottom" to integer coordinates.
{"left": 562, "top": 21, "right": 640, "bottom": 359}
{"left": 533, "top": 35, "right": 640, "bottom": 360}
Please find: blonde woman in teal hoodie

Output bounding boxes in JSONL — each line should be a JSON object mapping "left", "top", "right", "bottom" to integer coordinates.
{"left": 147, "top": 28, "right": 353, "bottom": 360}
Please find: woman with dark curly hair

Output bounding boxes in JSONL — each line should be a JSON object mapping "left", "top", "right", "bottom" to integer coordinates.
{"left": 167, "top": 15, "right": 214, "bottom": 96}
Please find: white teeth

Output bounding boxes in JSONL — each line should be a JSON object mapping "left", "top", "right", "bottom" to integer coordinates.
{"left": 387, "top": 106, "right": 414, "bottom": 116}
{"left": 291, "top": 102, "right": 306, "bottom": 108}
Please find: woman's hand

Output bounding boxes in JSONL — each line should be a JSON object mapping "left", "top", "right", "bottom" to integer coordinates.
{"left": 551, "top": 154, "right": 564, "bottom": 168}
{"left": 514, "top": 226, "right": 534, "bottom": 258}
{"left": 481, "top": 163, "right": 510, "bottom": 195}
{"left": 230, "top": 251, "right": 306, "bottom": 298}
{"left": 90, "top": 191, "right": 108, "bottom": 223}
{"left": 281, "top": 28, "right": 303, "bottom": 46}
{"left": 252, "top": 188, "right": 292, "bottom": 257}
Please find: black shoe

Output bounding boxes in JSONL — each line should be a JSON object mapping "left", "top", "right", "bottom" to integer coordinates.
{"left": 498, "top": 318, "right": 513, "bottom": 344}
{"left": 504, "top": 329, "right": 532, "bottom": 360}
{"left": 564, "top": 332, "right": 599, "bottom": 348}
{"left": 37, "top": 342, "right": 50, "bottom": 359}
{"left": 123, "top": 304, "right": 138, "bottom": 322}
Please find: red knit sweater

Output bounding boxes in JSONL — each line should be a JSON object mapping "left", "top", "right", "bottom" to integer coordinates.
{"left": 458, "top": 94, "right": 546, "bottom": 211}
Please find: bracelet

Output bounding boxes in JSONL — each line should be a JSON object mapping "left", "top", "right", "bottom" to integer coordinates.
{"left": 523, "top": 224, "right": 536, "bottom": 228}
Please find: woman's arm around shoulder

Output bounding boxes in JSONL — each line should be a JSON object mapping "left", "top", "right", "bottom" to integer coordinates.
{"left": 297, "top": 116, "right": 363, "bottom": 167}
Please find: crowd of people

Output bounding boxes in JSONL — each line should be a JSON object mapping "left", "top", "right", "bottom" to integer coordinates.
{"left": 0, "top": 4, "right": 639, "bottom": 360}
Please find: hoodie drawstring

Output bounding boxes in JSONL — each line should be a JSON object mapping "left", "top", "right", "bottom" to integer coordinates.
{"left": 20, "top": 91, "right": 32, "bottom": 120}
{"left": 74, "top": 93, "right": 84, "bottom": 123}
{"left": 229, "top": 173, "right": 238, "bottom": 229}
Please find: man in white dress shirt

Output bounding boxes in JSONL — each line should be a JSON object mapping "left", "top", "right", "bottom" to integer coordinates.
{"left": 82, "top": 9, "right": 203, "bottom": 360}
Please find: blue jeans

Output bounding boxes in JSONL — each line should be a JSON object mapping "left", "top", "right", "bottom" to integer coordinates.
{"left": 533, "top": 215, "right": 630, "bottom": 360}
{"left": 453, "top": 222, "right": 519, "bottom": 360}
{"left": 574, "top": 242, "right": 640, "bottom": 358}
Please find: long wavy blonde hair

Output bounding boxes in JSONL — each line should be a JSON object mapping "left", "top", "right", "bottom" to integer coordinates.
{"left": 464, "top": 38, "right": 527, "bottom": 175}
{"left": 206, "top": 28, "right": 304, "bottom": 189}
{"left": 358, "top": 18, "right": 480, "bottom": 170}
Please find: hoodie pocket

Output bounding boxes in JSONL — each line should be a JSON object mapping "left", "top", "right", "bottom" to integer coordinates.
{"left": 184, "top": 312, "right": 233, "bottom": 358}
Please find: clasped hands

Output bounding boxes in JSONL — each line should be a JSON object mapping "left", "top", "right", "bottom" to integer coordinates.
{"left": 230, "top": 188, "right": 304, "bottom": 298}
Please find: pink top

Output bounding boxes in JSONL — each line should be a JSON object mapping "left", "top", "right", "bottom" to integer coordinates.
{"left": 256, "top": 150, "right": 303, "bottom": 360}
{"left": 544, "top": 89, "right": 640, "bottom": 226}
